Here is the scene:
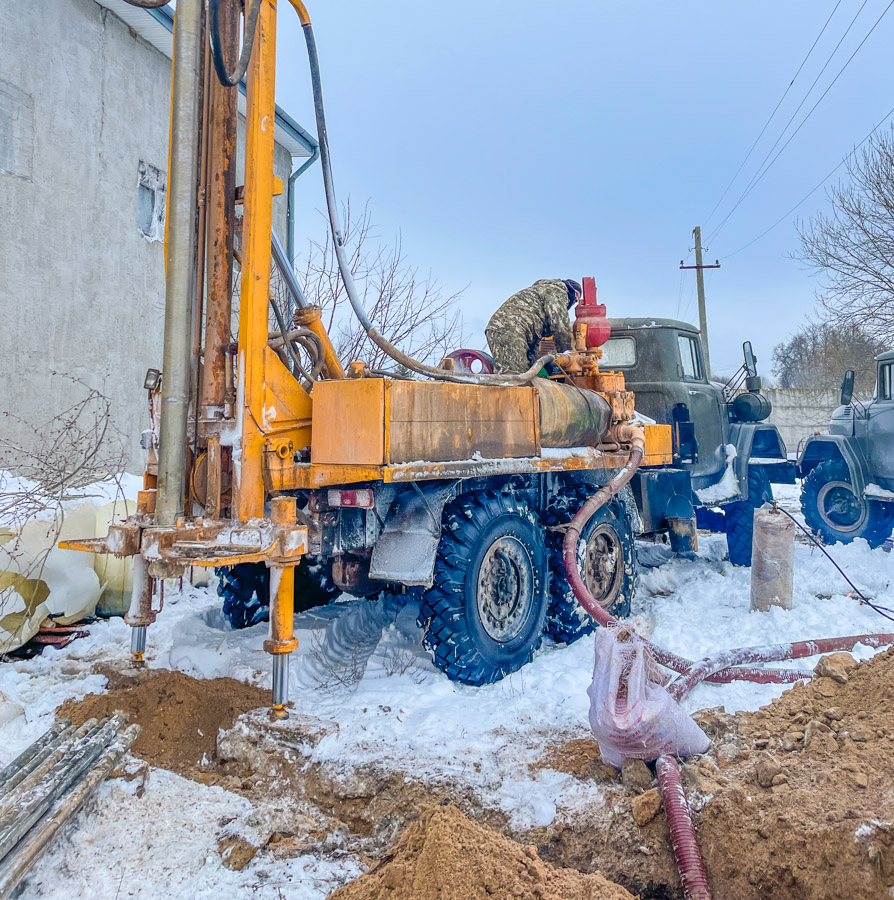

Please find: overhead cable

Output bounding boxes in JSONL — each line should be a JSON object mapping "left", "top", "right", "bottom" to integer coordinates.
{"left": 702, "top": 0, "right": 845, "bottom": 230}
{"left": 708, "top": 0, "right": 892, "bottom": 242}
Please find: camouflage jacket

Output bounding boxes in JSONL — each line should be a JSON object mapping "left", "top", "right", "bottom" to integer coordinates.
{"left": 486, "top": 279, "right": 574, "bottom": 354}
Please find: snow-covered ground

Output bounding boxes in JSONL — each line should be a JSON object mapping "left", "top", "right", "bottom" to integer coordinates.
{"left": 3, "top": 480, "right": 893, "bottom": 898}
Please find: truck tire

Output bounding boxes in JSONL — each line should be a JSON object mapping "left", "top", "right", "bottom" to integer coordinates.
{"left": 418, "top": 492, "right": 548, "bottom": 685}
{"left": 544, "top": 486, "right": 635, "bottom": 644}
{"left": 218, "top": 563, "right": 270, "bottom": 629}
{"left": 802, "top": 459, "right": 894, "bottom": 548}
{"left": 724, "top": 467, "right": 772, "bottom": 567}
{"left": 216, "top": 558, "right": 340, "bottom": 629}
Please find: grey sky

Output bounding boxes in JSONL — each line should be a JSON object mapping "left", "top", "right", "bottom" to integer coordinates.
{"left": 275, "top": 0, "right": 894, "bottom": 379}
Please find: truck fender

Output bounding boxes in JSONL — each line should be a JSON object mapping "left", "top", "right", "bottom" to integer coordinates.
{"left": 728, "top": 423, "right": 788, "bottom": 495}
{"left": 369, "top": 481, "right": 459, "bottom": 587}
{"left": 797, "top": 434, "right": 868, "bottom": 497}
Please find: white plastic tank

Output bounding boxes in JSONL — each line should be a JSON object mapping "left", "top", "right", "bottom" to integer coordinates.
{"left": 93, "top": 499, "right": 136, "bottom": 616}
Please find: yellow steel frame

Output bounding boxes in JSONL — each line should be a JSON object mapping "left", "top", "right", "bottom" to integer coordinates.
{"left": 234, "top": 0, "right": 312, "bottom": 522}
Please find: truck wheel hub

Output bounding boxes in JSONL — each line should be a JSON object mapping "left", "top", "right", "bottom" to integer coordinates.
{"left": 477, "top": 537, "right": 532, "bottom": 641}
{"left": 817, "top": 480, "right": 867, "bottom": 533}
{"left": 583, "top": 525, "right": 622, "bottom": 607}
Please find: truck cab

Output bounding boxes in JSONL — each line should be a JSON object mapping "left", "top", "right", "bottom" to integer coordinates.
{"left": 603, "top": 319, "right": 725, "bottom": 488}
{"left": 602, "top": 318, "right": 792, "bottom": 565}
{"left": 798, "top": 351, "right": 894, "bottom": 547}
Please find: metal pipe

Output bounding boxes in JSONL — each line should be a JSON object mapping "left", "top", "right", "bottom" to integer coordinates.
{"left": 0, "top": 722, "right": 72, "bottom": 795}
{"left": 272, "top": 654, "right": 289, "bottom": 708}
{"left": 287, "top": 143, "right": 320, "bottom": 264}
{"left": 0, "top": 724, "right": 140, "bottom": 900}
{"left": 156, "top": 0, "right": 204, "bottom": 526}
{"left": 272, "top": 228, "right": 309, "bottom": 311}
{"left": 0, "top": 717, "right": 127, "bottom": 865}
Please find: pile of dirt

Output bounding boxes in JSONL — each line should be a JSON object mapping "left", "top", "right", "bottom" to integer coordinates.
{"left": 529, "top": 649, "right": 894, "bottom": 899}
{"left": 328, "top": 805, "right": 635, "bottom": 900}
{"left": 58, "top": 668, "right": 268, "bottom": 774}
{"left": 686, "top": 647, "right": 894, "bottom": 899}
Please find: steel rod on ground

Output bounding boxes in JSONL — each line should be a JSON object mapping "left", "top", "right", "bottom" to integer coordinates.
{"left": 0, "top": 723, "right": 139, "bottom": 900}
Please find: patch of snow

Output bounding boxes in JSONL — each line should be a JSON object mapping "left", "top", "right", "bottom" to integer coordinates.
{"left": 20, "top": 768, "right": 360, "bottom": 900}
{"left": 865, "top": 483, "right": 894, "bottom": 501}
{"left": 4, "top": 473, "right": 894, "bottom": 890}
{"left": 695, "top": 445, "right": 740, "bottom": 505}
{"left": 540, "top": 447, "right": 594, "bottom": 459}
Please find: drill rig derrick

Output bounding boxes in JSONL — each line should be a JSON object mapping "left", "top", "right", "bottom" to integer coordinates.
{"left": 63, "top": 0, "right": 322, "bottom": 715}
{"left": 63, "top": 0, "right": 675, "bottom": 698}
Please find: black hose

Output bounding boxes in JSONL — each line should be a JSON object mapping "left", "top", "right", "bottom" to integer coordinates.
{"left": 774, "top": 504, "right": 894, "bottom": 623}
{"left": 269, "top": 297, "right": 315, "bottom": 386}
{"left": 209, "top": 0, "right": 262, "bottom": 87}
{"left": 296, "top": 14, "right": 556, "bottom": 386}
{"left": 120, "top": 0, "right": 171, "bottom": 7}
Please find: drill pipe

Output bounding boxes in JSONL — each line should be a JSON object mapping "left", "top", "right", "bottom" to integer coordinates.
{"left": 156, "top": 0, "right": 204, "bottom": 525}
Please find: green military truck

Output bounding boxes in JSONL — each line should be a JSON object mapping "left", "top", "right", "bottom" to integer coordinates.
{"left": 603, "top": 318, "right": 795, "bottom": 564}
{"left": 797, "top": 352, "right": 894, "bottom": 548}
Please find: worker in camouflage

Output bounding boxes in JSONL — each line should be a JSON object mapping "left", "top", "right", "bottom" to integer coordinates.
{"left": 485, "top": 279, "right": 581, "bottom": 374}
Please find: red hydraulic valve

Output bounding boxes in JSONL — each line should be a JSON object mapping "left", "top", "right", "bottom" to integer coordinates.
{"left": 575, "top": 276, "right": 610, "bottom": 349}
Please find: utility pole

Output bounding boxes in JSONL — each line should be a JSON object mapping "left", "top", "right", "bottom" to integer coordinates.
{"left": 680, "top": 226, "right": 720, "bottom": 378}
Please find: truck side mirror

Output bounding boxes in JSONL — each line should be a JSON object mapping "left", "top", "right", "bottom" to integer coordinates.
{"left": 840, "top": 370, "right": 855, "bottom": 406}
{"left": 743, "top": 341, "right": 758, "bottom": 378}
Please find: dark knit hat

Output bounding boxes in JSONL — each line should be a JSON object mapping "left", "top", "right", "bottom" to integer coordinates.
{"left": 563, "top": 279, "right": 582, "bottom": 307}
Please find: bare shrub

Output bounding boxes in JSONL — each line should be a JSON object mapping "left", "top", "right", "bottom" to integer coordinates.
{"left": 297, "top": 201, "right": 467, "bottom": 371}
{"left": 0, "top": 376, "right": 127, "bottom": 637}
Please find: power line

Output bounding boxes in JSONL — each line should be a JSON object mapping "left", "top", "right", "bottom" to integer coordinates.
{"left": 702, "top": 0, "right": 845, "bottom": 230}
{"left": 708, "top": 0, "right": 890, "bottom": 242}
{"left": 725, "top": 101, "right": 894, "bottom": 257}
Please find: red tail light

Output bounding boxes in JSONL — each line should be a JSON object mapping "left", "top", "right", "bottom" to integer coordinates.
{"left": 327, "top": 489, "right": 374, "bottom": 508}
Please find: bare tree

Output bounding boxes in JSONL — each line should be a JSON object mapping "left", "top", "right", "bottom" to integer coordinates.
{"left": 797, "top": 128, "right": 894, "bottom": 344}
{"left": 772, "top": 320, "right": 884, "bottom": 390}
{"left": 296, "top": 201, "right": 467, "bottom": 371}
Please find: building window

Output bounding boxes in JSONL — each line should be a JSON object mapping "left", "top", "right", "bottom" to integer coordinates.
{"left": 0, "top": 79, "right": 34, "bottom": 181}
{"left": 137, "top": 160, "right": 166, "bottom": 241}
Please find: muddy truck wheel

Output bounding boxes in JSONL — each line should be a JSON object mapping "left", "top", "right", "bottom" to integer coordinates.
{"left": 216, "top": 558, "right": 340, "bottom": 629}
{"left": 802, "top": 459, "right": 894, "bottom": 548}
{"left": 418, "top": 492, "right": 548, "bottom": 685}
{"left": 724, "top": 466, "right": 772, "bottom": 567}
{"left": 544, "top": 486, "right": 636, "bottom": 644}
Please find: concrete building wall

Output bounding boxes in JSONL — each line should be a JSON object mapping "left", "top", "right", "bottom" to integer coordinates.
{"left": 0, "top": 0, "right": 291, "bottom": 473}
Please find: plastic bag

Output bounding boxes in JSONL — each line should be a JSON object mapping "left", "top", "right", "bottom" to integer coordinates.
{"left": 587, "top": 626, "right": 710, "bottom": 766}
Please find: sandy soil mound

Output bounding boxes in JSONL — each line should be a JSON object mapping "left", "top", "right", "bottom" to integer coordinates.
{"left": 328, "top": 805, "right": 635, "bottom": 900}
{"left": 688, "top": 647, "right": 894, "bottom": 899}
{"left": 58, "top": 668, "right": 268, "bottom": 773}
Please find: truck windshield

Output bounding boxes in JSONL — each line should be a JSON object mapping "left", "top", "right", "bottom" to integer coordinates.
{"left": 600, "top": 336, "right": 636, "bottom": 367}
